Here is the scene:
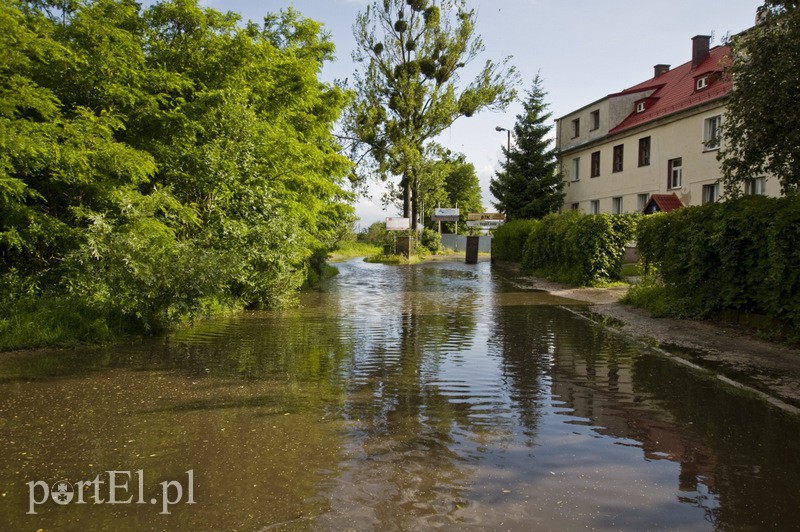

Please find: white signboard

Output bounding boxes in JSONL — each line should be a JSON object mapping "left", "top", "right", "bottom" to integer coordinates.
{"left": 431, "top": 208, "right": 460, "bottom": 222}
{"left": 386, "top": 217, "right": 411, "bottom": 231}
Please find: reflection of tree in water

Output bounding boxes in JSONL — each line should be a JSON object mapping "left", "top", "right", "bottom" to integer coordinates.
{"left": 331, "top": 264, "right": 511, "bottom": 528}
{"left": 488, "top": 303, "right": 560, "bottom": 439}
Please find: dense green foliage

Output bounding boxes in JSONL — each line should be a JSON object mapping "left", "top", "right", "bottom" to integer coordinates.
{"left": 420, "top": 228, "right": 441, "bottom": 253}
{"left": 415, "top": 148, "right": 482, "bottom": 232}
{"left": 490, "top": 76, "right": 563, "bottom": 220}
{"left": 491, "top": 219, "right": 538, "bottom": 263}
{"left": 520, "top": 212, "right": 637, "bottom": 286}
{"left": 492, "top": 213, "right": 637, "bottom": 285}
{"left": 630, "top": 196, "right": 800, "bottom": 334}
{"left": 0, "top": 0, "right": 353, "bottom": 348}
{"left": 720, "top": 1, "right": 800, "bottom": 194}
{"left": 346, "top": 0, "right": 518, "bottom": 226}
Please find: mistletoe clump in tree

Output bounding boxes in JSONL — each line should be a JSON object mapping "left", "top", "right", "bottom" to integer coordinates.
{"left": 346, "top": 0, "right": 518, "bottom": 228}
{"left": 490, "top": 76, "right": 563, "bottom": 221}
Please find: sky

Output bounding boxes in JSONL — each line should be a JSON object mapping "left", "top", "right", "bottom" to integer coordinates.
{"left": 153, "top": 0, "right": 764, "bottom": 228}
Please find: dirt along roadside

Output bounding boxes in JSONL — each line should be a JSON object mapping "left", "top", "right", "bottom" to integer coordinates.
{"left": 494, "top": 262, "right": 800, "bottom": 415}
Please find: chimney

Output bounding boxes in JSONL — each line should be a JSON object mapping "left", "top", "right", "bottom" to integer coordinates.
{"left": 654, "top": 64, "right": 671, "bottom": 78}
{"left": 692, "top": 35, "right": 711, "bottom": 69}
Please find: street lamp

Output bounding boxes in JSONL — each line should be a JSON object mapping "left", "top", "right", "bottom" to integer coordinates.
{"left": 495, "top": 126, "right": 511, "bottom": 161}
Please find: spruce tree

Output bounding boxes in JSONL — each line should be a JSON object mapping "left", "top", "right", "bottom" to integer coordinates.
{"left": 490, "top": 76, "right": 563, "bottom": 220}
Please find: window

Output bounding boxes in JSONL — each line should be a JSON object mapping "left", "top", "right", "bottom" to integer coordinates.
{"left": 591, "top": 151, "right": 601, "bottom": 177}
{"left": 571, "top": 203, "right": 579, "bottom": 211}
{"left": 590, "top": 110, "right": 600, "bottom": 131}
{"left": 612, "top": 197, "right": 623, "bottom": 214}
{"left": 668, "top": 158, "right": 682, "bottom": 189}
{"left": 637, "top": 193, "right": 650, "bottom": 211}
{"left": 638, "top": 137, "right": 651, "bottom": 166}
{"left": 590, "top": 200, "right": 600, "bottom": 214}
{"left": 613, "top": 144, "right": 624, "bottom": 173}
{"left": 702, "top": 183, "right": 720, "bottom": 204}
{"left": 704, "top": 115, "right": 721, "bottom": 151}
{"left": 571, "top": 157, "right": 580, "bottom": 181}
{"left": 696, "top": 77, "right": 708, "bottom": 90}
{"left": 747, "top": 177, "right": 767, "bottom": 195}
{"left": 636, "top": 102, "right": 646, "bottom": 113}
{"left": 571, "top": 118, "right": 580, "bottom": 138}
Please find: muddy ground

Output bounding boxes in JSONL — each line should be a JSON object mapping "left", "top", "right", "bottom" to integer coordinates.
{"left": 495, "top": 262, "right": 800, "bottom": 415}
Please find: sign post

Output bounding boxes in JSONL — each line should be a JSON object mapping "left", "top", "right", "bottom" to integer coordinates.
{"left": 385, "top": 217, "right": 412, "bottom": 257}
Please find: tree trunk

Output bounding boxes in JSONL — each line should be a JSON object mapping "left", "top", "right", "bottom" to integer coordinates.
{"left": 411, "top": 175, "right": 419, "bottom": 234}
{"left": 402, "top": 174, "right": 411, "bottom": 219}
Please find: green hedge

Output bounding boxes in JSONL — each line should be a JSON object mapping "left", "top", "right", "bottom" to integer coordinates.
{"left": 522, "top": 211, "right": 638, "bottom": 286}
{"left": 635, "top": 195, "right": 800, "bottom": 332}
{"left": 492, "top": 219, "right": 539, "bottom": 262}
{"left": 492, "top": 212, "right": 637, "bottom": 286}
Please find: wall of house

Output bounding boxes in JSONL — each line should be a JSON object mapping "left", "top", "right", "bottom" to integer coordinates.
{"left": 557, "top": 100, "right": 611, "bottom": 153}
{"left": 559, "top": 102, "right": 782, "bottom": 214}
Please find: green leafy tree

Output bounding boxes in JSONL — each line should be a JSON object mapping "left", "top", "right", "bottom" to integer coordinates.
{"left": 410, "top": 147, "right": 481, "bottom": 232}
{"left": 1, "top": 0, "right": 356, "bottom": 344}
{"left": 490, "top": 76, "right": 563, "bottom": 221}
{"left": 0, "top": 0, "right": 156, "bottom": 282}
{"left": 346, "top": 0, "right": 518, "bottom": 230}
{"left": 720, "top": 1, "right": 800, "bottom": 195}
{"left": 133, "top": 2, "right": 355, "bottom": 308}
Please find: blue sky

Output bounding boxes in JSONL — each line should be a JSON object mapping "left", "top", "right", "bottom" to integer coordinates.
{"left": 149, "top": 0, "right": 763, "bottom": 227}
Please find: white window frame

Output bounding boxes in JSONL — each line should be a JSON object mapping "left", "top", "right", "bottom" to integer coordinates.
{"left": 704, "top": 115, "right": 721, "bottom": 151}
{"left": 696, "top": 77, "right": 708, "bottom": 90}
{"left": 637, "top": 193, "right": 650, "bottom": 211}
{"left": 612, "top": 197, "right": 623, "bottom": 214}
{"left": 636, "top": 102, "right": 646, "bottom": 113}
{"left": 747, "top": 177, "right": 767, "bottom": 196}
{"left": 702, "top": 183, "right": 720, "bottom": 204}
{"left": 571, "top": 157, "right": 580, "bottom": 181}
{"left": 669, "top": 158, "right": 682, "bottom": 189}
{"left": 590, "top": 200, "right": 600, "bottom": 214}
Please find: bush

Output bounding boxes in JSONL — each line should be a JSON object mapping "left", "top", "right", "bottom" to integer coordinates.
{"left": 521, "top": 211, "right": 638, "bottom": 286}
{"left": 635, "top": 195, "right": 800, "bottom": 335}
{"left": 420, "top": 228, "right": 442, "bottom": 253}
{"left": 492, "top": 219, "right": 539, "bottom": 262}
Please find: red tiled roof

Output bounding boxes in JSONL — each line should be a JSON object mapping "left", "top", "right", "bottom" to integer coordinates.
{"left": 609, "top": 45, "right": 732, "bottom": 134}
{"left": 643, "top": 193, "right": 684, "bottom": 214}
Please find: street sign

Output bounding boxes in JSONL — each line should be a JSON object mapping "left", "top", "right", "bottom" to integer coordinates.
{"left": 467, "top": 212, "right": 505, "bottom": 221}
{"left": 386, "top": 217, "right": 410, "bottom": 231}
{"left": 466, "top": 220, "right": 504, "bottom": 229}
{"left": 431, "top": 208, "right": 460, "bottom": 222}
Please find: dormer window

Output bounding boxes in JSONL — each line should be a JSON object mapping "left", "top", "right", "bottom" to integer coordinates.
{"left": 636, "top": 102, "right": 646, "bottom": 113}
{"left": 696, "top": 77, "right": 708, "bottom": 90}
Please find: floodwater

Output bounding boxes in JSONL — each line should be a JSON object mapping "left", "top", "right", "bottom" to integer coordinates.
{"left": 1, "top": 259, "right": 799, "bottom": 531}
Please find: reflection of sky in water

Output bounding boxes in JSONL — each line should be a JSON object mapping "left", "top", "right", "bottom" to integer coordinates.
{"left": 0, "top": 258, "right": 798, "bottom": 530}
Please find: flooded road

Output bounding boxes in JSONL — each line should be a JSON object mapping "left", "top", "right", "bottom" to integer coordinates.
{"left": 1, "top": 258, "right": 799, "bottom": 530}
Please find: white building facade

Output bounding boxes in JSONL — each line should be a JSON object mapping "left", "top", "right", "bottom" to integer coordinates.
{"left": 556, "top": 35, "right": 779, "bottom": 214}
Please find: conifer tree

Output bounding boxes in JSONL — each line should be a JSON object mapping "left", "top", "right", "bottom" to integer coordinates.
{"left": 490, "top": 76, "right": 563, "bottom": 220}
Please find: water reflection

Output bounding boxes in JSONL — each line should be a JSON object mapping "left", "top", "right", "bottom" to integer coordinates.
{"left": 0, "top": 258, "right": 798, "bottom": 530}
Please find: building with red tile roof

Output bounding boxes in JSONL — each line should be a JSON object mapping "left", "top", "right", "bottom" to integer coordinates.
{"left": 555, "top": 33, "right": 780, "bottom": 215}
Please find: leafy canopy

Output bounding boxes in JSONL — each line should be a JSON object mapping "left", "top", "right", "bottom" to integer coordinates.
{"left": 346, "top": 0, "right": 518, "bottom": 220}
{"left": 1, "top": 0, "right": 354, "bottom": 340}
{"left": 720, "top": 1, "right": 800, "bottom": 195}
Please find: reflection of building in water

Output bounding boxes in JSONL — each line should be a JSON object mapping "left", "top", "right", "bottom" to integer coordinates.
{"left": 549, "top": 347, "right": 719, "bottom": 498}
